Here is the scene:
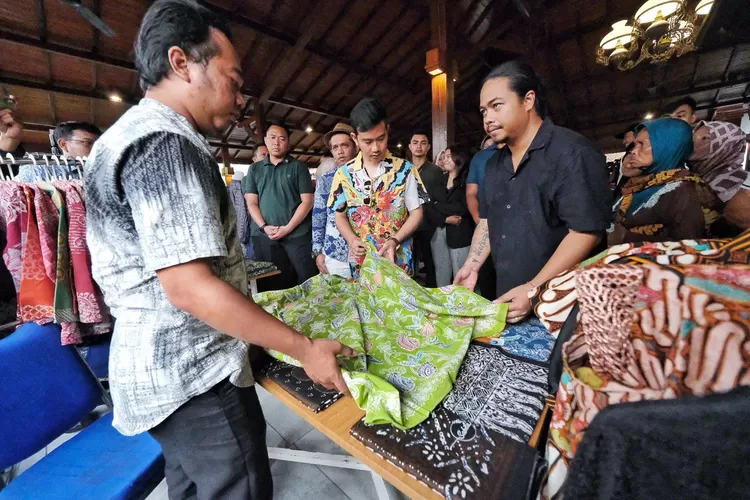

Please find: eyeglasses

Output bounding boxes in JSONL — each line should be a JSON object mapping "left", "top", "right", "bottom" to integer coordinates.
{"left": 362, "top": 179, "right": 373, "bottom": 207}
{"left": 67, "top": 138, "right": 95, "bottom": 147}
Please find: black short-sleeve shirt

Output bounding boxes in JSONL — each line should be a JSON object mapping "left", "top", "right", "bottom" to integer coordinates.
{"left": 479, "top": 119, "right": 612, "bottom": 296}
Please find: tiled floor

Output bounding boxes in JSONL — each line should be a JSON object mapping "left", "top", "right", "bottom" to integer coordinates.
{"left": 6, "top": 392, "right": 408, "bottom": 500}
{"left": 145, "top": 386, "right": 408, "bottom": 500}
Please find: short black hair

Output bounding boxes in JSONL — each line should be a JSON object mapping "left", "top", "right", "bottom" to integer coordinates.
{"left": 265, "top": 123, "right": 290, "bottom": 139}
{"left": 134, "top": 0, "right": 232, "bottom": 91}
{"left": 350, "top": 97, "right": 388, "bottom": 134}
{"left": 482, "top": 61, "right": 547, "bottom": 119}
{"left": 52, "top": 121, "right": 102, "bottom": 145}
{"left": 663, "top": 96, "right": 697, "bottom": 115}
{"left": 410, "top": 130, "right": 430, "bottom": 143}
{"left": 252, "top": 144, "right": 268, "bottom": 156}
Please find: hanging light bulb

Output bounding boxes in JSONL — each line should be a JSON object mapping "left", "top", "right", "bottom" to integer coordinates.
{"left": 599, "top": 20, "right": 636, "bottom": 51}
{"left": 646, "top": 10, "right": 671, "bottom": 39}
{"left": 609, "top": 40, "right": 630, "bottom": 64}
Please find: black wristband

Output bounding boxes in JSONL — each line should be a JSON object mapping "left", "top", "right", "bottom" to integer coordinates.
{"left": 260, "top": 224, "right": 268, "bottom": 232}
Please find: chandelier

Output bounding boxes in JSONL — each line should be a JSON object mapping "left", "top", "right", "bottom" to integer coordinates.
{"left": 597, "top": 0, "right": 714, "bottom": 71}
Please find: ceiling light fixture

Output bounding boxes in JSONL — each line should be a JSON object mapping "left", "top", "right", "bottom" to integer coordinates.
{"left": 644, "top": 112, "right": 654, "bottom": 119}
{"left": 305, "top": 125, "right": 313, "bottom": 133}
{"left": 109, "top": 93, "right": 123, "bottom": 103}
{"left": 397, "top": 143, "right": 403, "bottom": 148}
{"left": 425, "top": 48, "right": 445, "bottom": 77}
{"left": 597, "top": 0, "right": 714, "bottom": 71}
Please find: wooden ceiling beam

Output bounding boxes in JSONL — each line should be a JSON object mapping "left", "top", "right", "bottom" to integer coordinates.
{"left": 0, "top": 32, "right": 136, "bottom": 72}
{"left": 570, "top": 75, "right": 750, "bottom": 115}
{"left": 208, "top": 4, "right": 420, "bottom": 96}
{"left": 266, "top": 97, "right": 349, "bottom": 121}
{"left": 0, "top": 75, "right": 139, "bottom": 105}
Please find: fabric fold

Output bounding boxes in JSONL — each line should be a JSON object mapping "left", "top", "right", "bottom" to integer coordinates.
{"left": 255, "top": 249, "right": 507, "bottom": 429}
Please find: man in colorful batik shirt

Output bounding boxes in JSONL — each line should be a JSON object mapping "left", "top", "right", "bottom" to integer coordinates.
{"left": 312, "top": 122, "right": 357, "bottom": 278}
{"left": 328, "top": 98, "right": 428, "bottom": 279}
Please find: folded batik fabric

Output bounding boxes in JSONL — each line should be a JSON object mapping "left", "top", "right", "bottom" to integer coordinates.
{"left": 541, "top": 261, "right": 750, "bottom": 499}
{"left": 254, "top": 250, "right": 507, "bottom": 429}
{"left": 350, "top": 405, "right": 539, "bottom": 500}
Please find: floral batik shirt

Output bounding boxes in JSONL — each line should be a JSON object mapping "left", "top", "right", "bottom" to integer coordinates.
{"left": 327, "top": 151, "right": 428, "bottom": 278}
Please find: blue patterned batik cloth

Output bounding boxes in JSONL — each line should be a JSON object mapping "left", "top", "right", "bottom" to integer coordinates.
{"left": 484, "top": 317, "right": 555, "bottom": 363}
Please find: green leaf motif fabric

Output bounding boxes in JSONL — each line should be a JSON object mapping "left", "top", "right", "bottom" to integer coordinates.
{"left": 254, "top": 250, "right": 508, "bottom": 429}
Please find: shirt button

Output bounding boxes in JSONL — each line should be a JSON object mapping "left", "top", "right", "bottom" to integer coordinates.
{"left": 501, "top": 234, "right": 506, "bottom": 239}
{"left": 506, "top": 204, "right": 511, "bottom": 209}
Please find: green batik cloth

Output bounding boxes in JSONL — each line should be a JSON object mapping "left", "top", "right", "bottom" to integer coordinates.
{"left": 254, "top": 250, "right": 508, "bottom": 429}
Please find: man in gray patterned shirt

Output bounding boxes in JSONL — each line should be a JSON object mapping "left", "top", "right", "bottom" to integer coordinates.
{"left": 85, "top": 1, "right": 355, "bottom": 498}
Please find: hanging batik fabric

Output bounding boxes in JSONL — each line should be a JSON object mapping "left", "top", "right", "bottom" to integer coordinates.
{"left": 254, "top": 250, "right": 508, "bottom": 429}
{"left": 541, "top": 262, "right": 750, "bottom": 499}
{"left": 61, "top": 182, "right": 107, "bottom": 325}
{"left": 18, "top": 186, "right": 55, "bottom": 323}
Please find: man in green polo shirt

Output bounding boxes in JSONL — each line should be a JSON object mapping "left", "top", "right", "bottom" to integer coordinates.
{"left": 243, "top": 123, "right": 317, "bottom": 290}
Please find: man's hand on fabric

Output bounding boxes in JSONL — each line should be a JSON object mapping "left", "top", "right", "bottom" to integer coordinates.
{"left": 263, "top": 225, "right": 279, "bottom": 238}
{"left": 315, "top": 254, "right": 328, "bottom": 274}
{"left": 348, "top": 238, "right": 367, "bottom": 259}
{"left": 298, "top": 338, "right": 358, "bottom": 395}
{"left": 453, "top": 266, "right": 478, "bottom": 291}
{"left": 494, "top": 284, "right": 533, "bottom": 323}
{"left": 445, "top": 215, "right": 462, "bottom": 226}
{"left": 377, "top": 239, "right": 397, "bottom": 263}
{"left": 269, "top": 225, "right": 292, "bottom": 240}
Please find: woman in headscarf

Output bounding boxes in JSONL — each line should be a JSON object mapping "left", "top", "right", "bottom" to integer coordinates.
{"left": 688, "top": 120, "right": 750, "bottom": 229}
{"left": 608, "top": 118, "right": 721, "bottom": 246}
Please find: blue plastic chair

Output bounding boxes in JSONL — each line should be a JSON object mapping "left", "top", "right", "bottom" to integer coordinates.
{"left": 0, "top": 323, "right": 164, "bottom": 499}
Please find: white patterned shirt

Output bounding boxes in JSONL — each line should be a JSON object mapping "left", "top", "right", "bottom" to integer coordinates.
{"left": 85, "top": 99, "right": 253, "bottom": 436}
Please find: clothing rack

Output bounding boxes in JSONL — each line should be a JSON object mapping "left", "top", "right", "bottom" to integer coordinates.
{"left": 0, "top": 153, "right": 86, "bottom": 181}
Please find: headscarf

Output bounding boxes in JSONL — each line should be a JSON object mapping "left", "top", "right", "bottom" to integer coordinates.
{"left": 612, "top": 118, "right": 719, "bottom": 233}
{"left": 635, "top": 117, "right": 694, "bottom": 175}
{"left": 687, "top": 121, "right": 749, "bottom": 202}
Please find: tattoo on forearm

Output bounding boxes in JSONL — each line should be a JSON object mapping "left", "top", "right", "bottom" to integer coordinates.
{"left": 469, "top": 221, "right": 489, "bottom": 260}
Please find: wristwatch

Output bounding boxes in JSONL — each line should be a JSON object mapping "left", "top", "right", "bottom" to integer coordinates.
{"left": 260, "top": 223, "right": 268, "bottom": 233}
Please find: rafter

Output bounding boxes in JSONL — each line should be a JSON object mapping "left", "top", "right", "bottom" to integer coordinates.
{"left": 0, "top": 32, "right": 135, "bottom": 72}
{"left": 0, "top": 75, "right": 139, "bottom": 105}
{"left": 208, "top": 3, "right": 421, "bottom": 95}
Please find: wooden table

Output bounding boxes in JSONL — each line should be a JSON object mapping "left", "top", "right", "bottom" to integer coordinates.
{"left": 257, "top": 376, "right": 443, "bottom": 500}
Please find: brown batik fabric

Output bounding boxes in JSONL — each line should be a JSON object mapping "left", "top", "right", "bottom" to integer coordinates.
{"left": 350, "top": 405, "right": 539, "bottom": 500}
{"left": 256, "top": 357, "right": 342, "bottom": 412}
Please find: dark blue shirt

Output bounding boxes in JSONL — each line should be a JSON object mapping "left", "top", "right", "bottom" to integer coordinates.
{"left": 479, "top": 119, "right": 612, "bottom": 296}
{"left": 467, "top": 146, "right": 497, "bottom": 188}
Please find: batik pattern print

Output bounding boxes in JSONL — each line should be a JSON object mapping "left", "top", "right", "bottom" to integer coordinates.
{"left": 473, "top": 316, "right": 556, "bottom": 363}
{"left": 328, "top": 152, "right": 428, "bottom": 278}
{"left": 254, "top": 249, "right": 507, "bottom": 429}
{"left": 18, "top": 186, "right": 55, "bottom": 323}
{"left": 257, "top": 358, "right": 342, "bottom": 413}
{"left": 541, "top": 262, "right": 750, "bottom": 499}
{"left": 0, "top": 182, "right": 27, "bottom": 291}
{"left": 350, "top": 406, "right": 539, "bottom": 500}
{"left": 531, "top": 235, "right": 750, "bottom": 338}
{"left": 62, "top": 182, "right": 106, "bottom": 325}
{"left": 442, "top": 344, "right": 548, "bottom": 443}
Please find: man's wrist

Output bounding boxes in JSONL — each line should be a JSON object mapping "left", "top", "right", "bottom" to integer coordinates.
{"left": 289, "top": 333, "right": 314, "bottom": 363}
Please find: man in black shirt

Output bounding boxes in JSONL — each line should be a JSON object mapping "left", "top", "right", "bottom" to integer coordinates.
{"left": 454, "top": 61, "right": 611, "bottom": 323}
{"left": 408, "top": 131, "right": 443, "bottom": 287}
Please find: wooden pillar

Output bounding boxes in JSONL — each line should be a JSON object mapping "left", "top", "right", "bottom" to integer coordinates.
{"left": 221, "top": 145, "right": 232, "bottom": 173}
{"left": 254, "top": 98, "right": 266, "bottom": 145}
{"left": 429, "top": 0, "right": 455, "bottom": 156}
